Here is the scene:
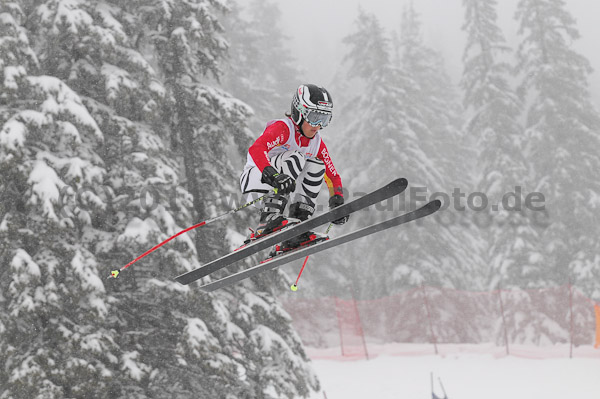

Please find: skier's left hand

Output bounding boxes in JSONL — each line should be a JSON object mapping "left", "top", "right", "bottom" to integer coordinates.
{"left": 329, "top": 194, "right": 348, "bottom": 225}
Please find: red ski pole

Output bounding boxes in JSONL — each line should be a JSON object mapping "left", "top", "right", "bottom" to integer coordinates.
{"left": 290, "top": 224, "right": 333, "bottom": 291}
{"left": 108, "top": 192, "right": 270, "bottom": 279}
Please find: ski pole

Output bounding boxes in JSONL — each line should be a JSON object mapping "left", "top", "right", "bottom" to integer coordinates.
{"left": 108, "top": 192, "right": 270, "bottom": 279}
{"left": 290, "top": 223, "right": 333, "bottom": 291}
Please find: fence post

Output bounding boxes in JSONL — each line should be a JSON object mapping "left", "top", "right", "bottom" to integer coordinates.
{"left": 349, "top": 284, "right": 369, "bottom": 360}
{"left": 569, "top": 280, "right": 574, "bottom": 359}
{"left": 334, "top": 297, "right": 345, "bottom": 357}
{"left": 594, "top": 304, "right": 600, "bottom": 349}
{"left": 421, "top": 284, "right": 438, "bottom": 355}
{"left": 497, "top": 286, "right": 510, "bottom": 356}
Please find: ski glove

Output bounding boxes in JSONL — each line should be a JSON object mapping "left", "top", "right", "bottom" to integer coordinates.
{"left": 329, "top": 194, "right": 349, "bottom": 225}
{"left": 261, "top": 166, "right": 296, "bottom": 195}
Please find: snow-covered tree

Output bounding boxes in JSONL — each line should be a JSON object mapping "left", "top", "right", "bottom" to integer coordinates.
{"left": 399, "top": 2, "right": 467, "bottom": 188}
{"left": 125, "top": 0, "right": 249, "bottom": 264}
{"left": 1, "top": 1, "right": 320, "bottom": 397}
{"left": 461, "top": 0, "right": 540, "bottom": 290}
{"left": 126, "top": 1, "right": 319, "bottom": 396}
{"left": 311, "top": 8, "right": 421, "bottom": 297}
{"left": 0, "top": 2, "right": 118, "bottom": 396}
{"left": 390, "top": 3, "right": 482, "bottom": 292}
{"left": 339, "top": 9, "right": 422, "bottom": 186}
{"left": 303, "top": 7, "right": 480, "bottom": 304}
{"left": 515, "top": 0, "right": 600, "bottom": 298}
{"left": 221, "top": 0, "right": 301, "bottom": 133}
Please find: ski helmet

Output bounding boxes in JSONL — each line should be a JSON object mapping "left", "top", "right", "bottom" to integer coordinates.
{"left": 291, "top": 84, "right": 333, "bottom": 128}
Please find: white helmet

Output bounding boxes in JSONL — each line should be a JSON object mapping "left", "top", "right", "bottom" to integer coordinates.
{"left": 291, "top": 84, "right": 333, "bottom": 128}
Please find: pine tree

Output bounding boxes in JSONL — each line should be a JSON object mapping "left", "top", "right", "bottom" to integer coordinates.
{"left": 305, "top": 7, "right": 480, "bottom": 303}
{"left": 127, "top": 0, "right": 248, "bottom": 264}
{"left": 0, "top": 2, "right": 118, "bottom": 396}
{"left": 515, "top": 0, "right": 600, "bottom": 297}
{"left": 1, "top": 1, "right": 320, "bottom": 397}
{"left": 461, "top": 0, "right": 540, "bottom": 290}
{"left": 221, "top": 0, "right": 301, "bottom": 133}
{"left": 337, "top": 7, "right": 443, "bottom": 190}
{"left": 399, "top": 2, "right": 467, "bottom": 188}
{"left": 391, "top": 3, "right": 483, "bottom": 292}
{"left": 314, "top": 8, "right": 420, "bottom": 297}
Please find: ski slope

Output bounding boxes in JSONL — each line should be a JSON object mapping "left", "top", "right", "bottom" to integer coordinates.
{"left": 308, "top": 345, "right": 600, "bottom": 399}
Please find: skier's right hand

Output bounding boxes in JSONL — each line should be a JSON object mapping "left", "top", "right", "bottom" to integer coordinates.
{"left": 261, "top": 166, "right": 296, "bottom": 195}
{"left": 329, "top": 194, "right": 349, "bottom": 225}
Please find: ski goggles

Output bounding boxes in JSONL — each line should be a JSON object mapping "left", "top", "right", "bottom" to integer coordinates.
{"left": 303, "top": 109, "right": 332, "bottom": 128}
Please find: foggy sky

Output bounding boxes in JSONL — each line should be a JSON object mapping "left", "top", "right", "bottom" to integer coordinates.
{"left": 271, "top": 0, "right": 600, "bottom": 101}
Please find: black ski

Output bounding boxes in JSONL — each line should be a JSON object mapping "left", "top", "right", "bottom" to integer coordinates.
{"left": 196, "top": 199, "right": 442, "bottom": 292}
{"left": 175, "top": 178, "right": 408, "bottom": 285}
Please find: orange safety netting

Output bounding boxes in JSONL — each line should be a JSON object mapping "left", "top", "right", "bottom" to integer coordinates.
{"left": 595, "top": 304, "right": 600, "bottom": 349}
{"left": 281, "top": 285, "right": 599, "bottom": 358}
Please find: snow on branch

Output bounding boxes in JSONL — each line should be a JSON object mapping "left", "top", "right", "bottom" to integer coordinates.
{"left": 28, "top": 75, "right": 103, "bottom": 141}
{"left": 27, "top": 160, "right": 67, "bottom": 222}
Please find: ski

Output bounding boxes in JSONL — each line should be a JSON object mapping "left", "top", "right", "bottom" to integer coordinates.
{"left": 196, "top": 199, "right": 442, "bottom": 292}
{"left": 174, "top": 178, "right": 408, "bottom": 285}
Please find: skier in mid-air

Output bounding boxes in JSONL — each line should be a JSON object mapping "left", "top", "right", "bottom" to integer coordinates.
{"left": 239, "top": 84, "right": 348, "bottom": 252}
{"left": 112, "top": 85, "right": 439, "bottom": 285}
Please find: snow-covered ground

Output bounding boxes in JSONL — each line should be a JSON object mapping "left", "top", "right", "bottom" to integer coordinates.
{"left": 308, "top": 344, "right": 600, "bottom": 399}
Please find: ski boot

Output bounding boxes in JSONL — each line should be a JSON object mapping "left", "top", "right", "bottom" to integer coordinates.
{"left": 242, "top": 194, "right": 299, "bottom": 246}
{"left": 268, "top": 202, "right": 329, "bottom": 257}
